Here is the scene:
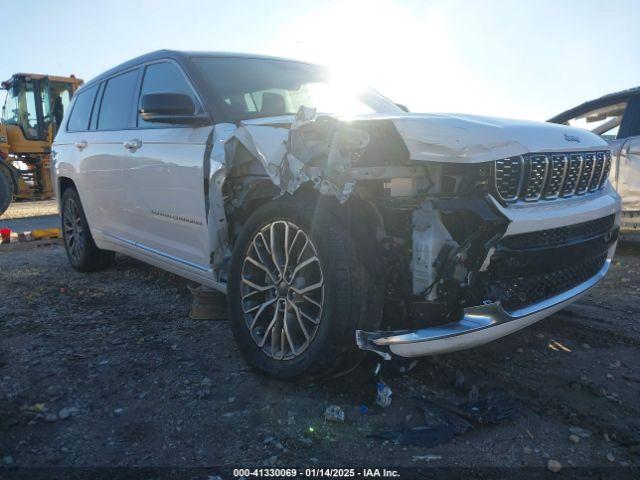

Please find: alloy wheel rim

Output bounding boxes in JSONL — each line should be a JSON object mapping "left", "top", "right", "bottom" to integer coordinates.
{"left": 63, "top": 197, "right": 84, "bottom": 262}
{"left": 241, "top": 220, "right": 324, "bottom": 360}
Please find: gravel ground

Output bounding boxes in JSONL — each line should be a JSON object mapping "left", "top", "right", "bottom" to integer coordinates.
{"left": 1, "top": 200, "right": 58, "bottom": 220}
{"left": 0, "top": 215, "right": 59, "bottom": 233}
{"left": 0, "top": 241, "right": 639, "bottom": 473}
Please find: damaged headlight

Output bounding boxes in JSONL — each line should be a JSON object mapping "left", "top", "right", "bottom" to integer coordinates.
{"left": 438, "top": 162, "right": 492, "bottom": 194}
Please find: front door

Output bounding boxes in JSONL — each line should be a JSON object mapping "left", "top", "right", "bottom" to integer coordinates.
{"left": 120, "top": 60, "right": 212, "bottom": 270}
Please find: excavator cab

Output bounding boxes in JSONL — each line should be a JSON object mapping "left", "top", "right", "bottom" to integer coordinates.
{"left": 0, "top": 73, "right": 83, "bottom": 214}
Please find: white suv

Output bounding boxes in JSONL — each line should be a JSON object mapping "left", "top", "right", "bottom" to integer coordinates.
{"left": 53, "top": 50, "right": 621, "bottom": 379}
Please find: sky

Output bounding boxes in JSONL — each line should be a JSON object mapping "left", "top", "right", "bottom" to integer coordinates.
{"left": 3, "top": 0, "right": 639, "bottom": 120}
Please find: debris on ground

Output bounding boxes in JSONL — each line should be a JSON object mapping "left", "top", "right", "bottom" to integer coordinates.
{"left": 569, "top": 426, "right": 593, "bottom": 439}
{"left": 188, "top": 284, "right": 227, "bottom": 320}
{"left": 323, "top": 405, "right": 345, "bottom": 423}
{"left": 370, "top": 397, "right": 472, "bottom": 447}
{"left": 463, "top": 387, "right": 520, "bottom": 424}
{"left": 372, "top": 423, "right": 459, "bottom": 447}
{"left": 0, "top": 227, "right": 60, "bottom": 245}
{"left": 547, "top": 459, "right": 563, "bottom": 472}
{"left": 412, "top": 454, "right": 442, "bottom": 462}
{"left": 370, "top": 387, "right": 518, "bottom": 447}
{"left": 58, "top": 407, "right": 79, "bottom": 420}
{"left": 375, "top": 381, "right": 393, "bottom": 408}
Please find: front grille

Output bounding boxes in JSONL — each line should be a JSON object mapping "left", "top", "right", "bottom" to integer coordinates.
{"left": 500, "top": 214, "right": 616, "bottom": 250}
{"left": 487, "top": 253, "right": 607, "bottom": 312}
{"left": 494, "top": 151, "right": 611, "bottom": 203}
{"left": 494, "top": 157, "right": 523, "bottom": 201}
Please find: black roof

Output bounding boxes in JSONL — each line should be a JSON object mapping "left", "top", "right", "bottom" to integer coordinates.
{"left": 84, "top": 49, "right": 315, "bottom": 88}
{"left": 549, "top": 86, "right": 640, "bottom": 123}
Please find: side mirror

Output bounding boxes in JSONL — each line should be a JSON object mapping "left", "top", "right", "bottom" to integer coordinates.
{"left": 139, "top": 93, "right": 210, "bottom": 126}
{"left": 395, "top": 103, "right": 409, "bottom": 112}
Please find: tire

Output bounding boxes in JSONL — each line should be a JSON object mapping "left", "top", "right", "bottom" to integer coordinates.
{"left": 61, "top": 187, "right": 114, "bottom": 272}
{"left": 227, "top": 195, "right": 383, "bottom": 380}
{"left": 0, "top": 165, "right": 13, "bottom": 216}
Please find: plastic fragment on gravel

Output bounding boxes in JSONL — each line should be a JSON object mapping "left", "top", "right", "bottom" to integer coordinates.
{"left": 369, "top": 387, "right": 518, "bottom": 448}
{"left": 569, "top": 426, "right": 593, "bottom": 438}
{"left": 375, "top": 381, "right": 393, "bottom": 408}
{"left": 370, "top": 397, "right": 472, "bottom": 447}
{"left": 412, "top": 454, "right": 442, "bottom": 461}
{"left": 463, "top": 387, "right": 520, "bottom": 424}
{"left": 323, "top": 405, "right": 345, "bottom": 423}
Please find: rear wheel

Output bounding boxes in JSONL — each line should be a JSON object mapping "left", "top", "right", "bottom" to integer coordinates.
{"left": 227, "top": 196, "right": 383, "bottom": 380}
{"left": 0, "top": 165, "right": 13, "bottom": 215}
{"left": 61, "top": 187, "right": 114, "bottom": 272}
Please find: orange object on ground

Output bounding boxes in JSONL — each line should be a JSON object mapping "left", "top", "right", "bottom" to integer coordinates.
{"left": 31, "top": 228, "right": 61, "bottom": 240}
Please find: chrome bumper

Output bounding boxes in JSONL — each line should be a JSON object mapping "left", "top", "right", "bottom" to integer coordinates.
{"left": 356, "top": 257, "right": 613, "bottom": 360}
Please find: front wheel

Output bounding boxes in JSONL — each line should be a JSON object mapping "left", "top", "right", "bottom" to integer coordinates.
{"left": 227, "top": 196, "right": 383, "bottom": 380}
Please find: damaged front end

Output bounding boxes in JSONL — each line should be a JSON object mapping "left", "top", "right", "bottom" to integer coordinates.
{"left": 216, "top": 107, "right": 620, "bottom": 360}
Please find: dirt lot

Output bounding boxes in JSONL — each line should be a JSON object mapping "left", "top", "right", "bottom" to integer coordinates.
{"left": 0, "top": 232, "right": 639, "bottom": 474}
{"left": 1, "top": 200, "right": 58, "bottom": 220}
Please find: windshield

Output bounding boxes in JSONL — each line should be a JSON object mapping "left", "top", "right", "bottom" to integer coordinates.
{"left": 1, "top": 80, "right": 42, "bottom": 140}
{"left": 192, "top": 57, "right": 402, "bottom": 121}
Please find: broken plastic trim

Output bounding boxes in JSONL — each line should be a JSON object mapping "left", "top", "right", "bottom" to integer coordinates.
{"left": 356, "top": 256, "right": 612, "bottom": 359}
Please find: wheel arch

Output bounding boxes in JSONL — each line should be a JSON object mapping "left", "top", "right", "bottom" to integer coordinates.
{"left": 218, "top": 140, "right": 385, "bottom": 278}
{"left": 224, "top": 170, "right": 384, "bottom": 275}
{"left": 58, "top": 176, "right": 77, "bottom": 209}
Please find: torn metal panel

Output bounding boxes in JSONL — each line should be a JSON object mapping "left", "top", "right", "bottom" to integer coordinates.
{"left": 207, "top": 123, "right": 236, "bottom": 273}
{"left": 285, "top": 107, "right": 372, "bottom": 202}
{"left": 231, "top": 124, "right": 289, "bottom": 186}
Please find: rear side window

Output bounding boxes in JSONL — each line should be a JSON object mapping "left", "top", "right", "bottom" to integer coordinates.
{"left": 138, "top": 62, "right": 196, "bottom": 127}
{"left": 97, "top": 69, "right": 139, "bottom": 130}
{"left": 66, "top": 85, "right": 98, "bottom": 132}
{"left": 618, "top": 96, "right": 640, "bottom": 139}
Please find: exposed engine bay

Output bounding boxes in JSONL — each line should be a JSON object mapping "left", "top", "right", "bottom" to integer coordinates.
{"left": 207, "top": 107, "right": 620, "bottom": 356}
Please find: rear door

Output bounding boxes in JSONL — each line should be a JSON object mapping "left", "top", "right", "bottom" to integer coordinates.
{"left": 120, "top": 60, "right": 212, "bottom": 270}
{"left": 63, "top": 82, "right": 103, "bottom": 231}
{"left": 80, "top": 68, "right": 141, "bottom": 240}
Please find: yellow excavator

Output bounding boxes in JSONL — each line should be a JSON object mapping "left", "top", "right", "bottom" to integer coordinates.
{"left": 0, "top": 73, "right": 83, "bottom": 215}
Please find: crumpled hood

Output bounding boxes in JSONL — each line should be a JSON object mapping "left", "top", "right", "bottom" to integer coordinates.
{"left": 342, "top": 112, "right": 610, "bottom": 164}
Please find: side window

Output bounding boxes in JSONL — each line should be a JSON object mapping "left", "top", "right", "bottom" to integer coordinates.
{"left": 138, "top": 62, "right": 196, "bottom": 127}
{"left": 67, "top": 84, "right": 98, "bottom": 132}
{"left": 618, "top": 96, "right": 640, "bottom": 140}
{"left": 97, "top": 69, "right": 139, "bottom": 130}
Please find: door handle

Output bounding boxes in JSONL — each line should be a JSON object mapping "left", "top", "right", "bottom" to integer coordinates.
{"left": 123, "top": 139, "right": 143, "bottom": 152}
{"left": 74, "top": 140, "right": 88, "bottom": 151}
